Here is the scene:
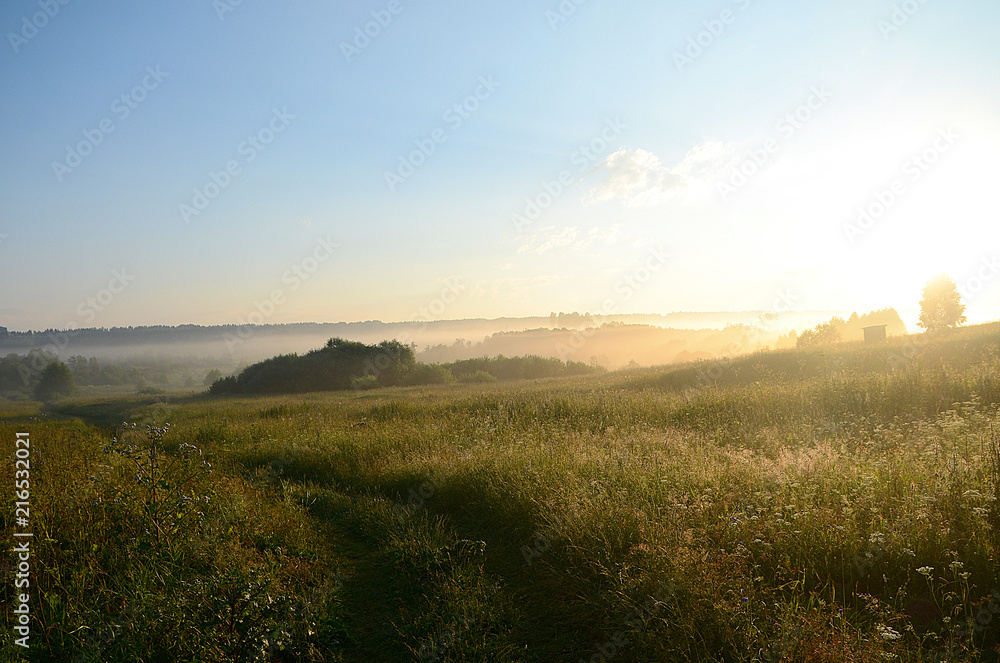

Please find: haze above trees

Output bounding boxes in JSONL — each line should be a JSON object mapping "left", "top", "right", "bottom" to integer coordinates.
{"left": 0, "top": 284, "right": 971, "bottom": 401}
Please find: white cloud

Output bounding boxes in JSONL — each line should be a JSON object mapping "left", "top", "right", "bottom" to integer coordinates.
{"left": 515, "top": 225, "right": 619, "bottom": 255}
{"left": 517, "top": 226, "right": 578, "bottom": 255}
{"left": 585, "top": 140, "right": 736, "bottom": 207}
{"left": 582, "top": 226, "right": 620, "bottom": 247}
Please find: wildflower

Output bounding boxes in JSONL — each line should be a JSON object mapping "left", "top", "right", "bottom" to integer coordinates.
{"left": 949, "top": 561, "right": 964, "bottom": 571}
{"left": 876, "top": 624, "right": 902, "bottom": 641}
{"left": 916, "top": 566, "right": 933, "bottom": 577}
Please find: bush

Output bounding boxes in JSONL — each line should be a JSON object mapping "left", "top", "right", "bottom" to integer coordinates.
{"left": 34, "top": 361, "right": 77, "bottom": 401}
{"left": 459, "top": 370, "right": 498, "bottom": 384}
{"left": 796, "top": 321, "right": 841, "bottom": 348}
{"left": 208, "top": 375, "right": 239, "bottom": 395}
{"left": 445, "top": 355, "right": 599, "bottom": 382}
{"left": 208, "top": 338, "right": 416, "bottom": 396}
{"left": 350, "top": 375, "right": 380, "bottom": 391}
{"left": 403, "top": 364, "right": 455, "bottom": 386}
{"left": 207, "top": 344, "right": 602, "bottom": 396}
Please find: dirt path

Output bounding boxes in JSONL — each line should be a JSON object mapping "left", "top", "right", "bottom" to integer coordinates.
{"left": 306, "top": 496, "right": 417, "bottom": 662}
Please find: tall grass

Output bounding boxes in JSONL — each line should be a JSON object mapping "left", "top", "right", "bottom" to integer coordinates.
{"left": 3, "top": 324, "right": 1000, "bottom": 660}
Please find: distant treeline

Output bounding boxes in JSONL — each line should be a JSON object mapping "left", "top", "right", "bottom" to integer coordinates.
{"left": 416, "top": 322, "right": 784, "bottom": 369}
{"left": 1, "top": 351, "right": 145, "bottom": 396}
{"left": 0, "top": 351, "right": 224, "bottom": 399}
{"left": 0, "top": 311, "right": 829, "bottom": 361}
{"left": 444, "top": 355, "right": 597, "bottom": 382}
{"left": 209, "top": 338, "right": 600, "bottom": 396}
{"left": 796, "top": 308, "right": 906, "bottom": 348}
{"left": 0, "top": 320, "right": 545, "bottom": 350}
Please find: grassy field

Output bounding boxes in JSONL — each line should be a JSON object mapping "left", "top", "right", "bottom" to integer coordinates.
{"left": 3, "top": 324, "right": 1000, "bottom": 661}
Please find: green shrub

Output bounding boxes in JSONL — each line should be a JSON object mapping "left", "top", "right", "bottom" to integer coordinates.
{"left": 459, "top": 370, "right": 498, "bottom": 384}
{"left": 211, "top": 338, "right": 416, "bottom": 395}
{"left": 350, "top": 375, "right": 380, "bottom": 390}
{"left": 403, "top": 363, "right": 455, "bottom": 386}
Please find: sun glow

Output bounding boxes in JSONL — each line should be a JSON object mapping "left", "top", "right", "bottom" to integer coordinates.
{"left": 720, "top": 110, "right": 1000, "bottom": 316}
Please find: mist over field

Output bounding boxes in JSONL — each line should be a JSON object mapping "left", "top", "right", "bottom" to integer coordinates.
{"left": 0, "top": 309, "right": 900, "bottom": 361}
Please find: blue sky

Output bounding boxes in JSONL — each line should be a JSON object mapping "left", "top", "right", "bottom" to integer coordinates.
{"left": 1, "top": 0, "right": 999, "bottom": 331}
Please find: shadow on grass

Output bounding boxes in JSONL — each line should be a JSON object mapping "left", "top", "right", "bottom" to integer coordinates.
{"left": 46, "top": 391, "right": 213, "bottom": 430}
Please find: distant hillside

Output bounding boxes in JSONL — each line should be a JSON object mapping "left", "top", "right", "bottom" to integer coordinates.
{"left": 417, "top": 323, "right": 792, "bottom": 369}
{"left": 0, "top": 310, "right": 850, "bottom": 366}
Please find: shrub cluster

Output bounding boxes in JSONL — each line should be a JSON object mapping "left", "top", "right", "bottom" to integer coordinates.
{"left": 210, "top": 338, "right": 414, "bottom": 395}
{"left": 210, "top": 339, "right": 602, "bottom": 395}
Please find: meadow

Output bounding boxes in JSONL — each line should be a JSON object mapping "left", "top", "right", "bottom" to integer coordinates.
{"left": 2, "top": 324, "right": 1000, "bottom": 661}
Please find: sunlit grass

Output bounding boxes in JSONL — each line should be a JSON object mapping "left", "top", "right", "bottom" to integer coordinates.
{"left": 3, "top": 324, "right": 1000, "bottom": 660}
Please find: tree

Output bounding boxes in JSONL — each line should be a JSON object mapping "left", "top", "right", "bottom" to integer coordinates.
{"left": 918, "top": 274, "right": 966, "bottom": 331}
{"left": 796, "top": 319, "right": 842, "bottom": 348}
{"left": 34, "top": 361, "right": 77, "bottom": 401}
{"left": 402, "top": 363, "right": 455, "bottom": 386}
{"left": 204, "top": 368, "right": 223, "bottom": 385}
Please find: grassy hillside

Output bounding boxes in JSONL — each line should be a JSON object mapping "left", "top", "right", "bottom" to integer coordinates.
{"left": 2, "top": 324, "right": 1000, "bottom": 660}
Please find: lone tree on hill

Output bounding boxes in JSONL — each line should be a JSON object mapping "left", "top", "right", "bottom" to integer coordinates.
{"left": 918, "top": 274, "right": 966, "bottom": 332}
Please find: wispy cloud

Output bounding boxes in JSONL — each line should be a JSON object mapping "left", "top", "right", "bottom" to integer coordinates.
{"left": 516, "top": 225, "right": 619, "bottom": 255}
{"left": 585, "top": 140, "right": 736, "bottom": 207}
{"left": 468, "top": 275, "right": 562, "bottom": 299}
